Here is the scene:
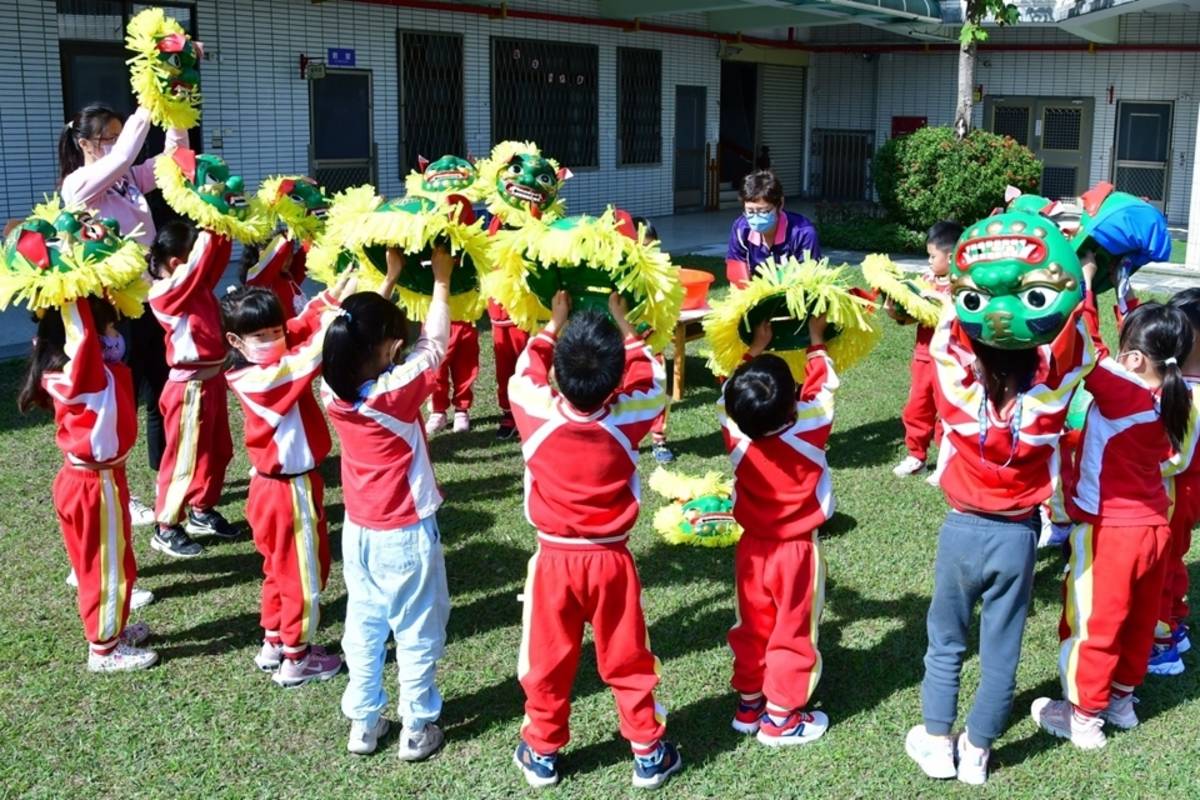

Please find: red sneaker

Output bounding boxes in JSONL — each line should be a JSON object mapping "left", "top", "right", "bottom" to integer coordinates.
{"left": 731, "top": 696, "right": 766, "bottom": 734}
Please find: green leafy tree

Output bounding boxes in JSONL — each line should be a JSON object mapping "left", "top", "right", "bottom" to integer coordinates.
{"left": 957, "top": 1, "right": 1021, "bottom": 139}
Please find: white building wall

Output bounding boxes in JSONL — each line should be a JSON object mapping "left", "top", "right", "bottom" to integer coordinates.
{"left": 0, "top": 0, "right": 721, "bottom": 222}
{"left": 808, "top": 12, "right": 1200, "bottom": 224}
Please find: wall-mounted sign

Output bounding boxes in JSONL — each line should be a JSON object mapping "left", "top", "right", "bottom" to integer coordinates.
{"left": 328, "top": 48, "right": 356, "bottom": 67}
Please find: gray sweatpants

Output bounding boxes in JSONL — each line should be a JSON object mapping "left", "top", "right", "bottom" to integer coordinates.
{"left": 920, "top": 509, "right": 1038, "bottom": 749}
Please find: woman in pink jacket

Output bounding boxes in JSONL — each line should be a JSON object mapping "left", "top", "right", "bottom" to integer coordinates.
{"left": 58, "top": 103, "right": 187, "bottom": 601}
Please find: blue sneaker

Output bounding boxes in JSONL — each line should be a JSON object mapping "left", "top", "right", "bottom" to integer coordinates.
{"left": 632, "top": 741, "right": 682, "bottom": 790}
{"left": 1148, "top": 643, "right": 1185, "bottom": 676}
{"left": 1174, "top": 623, "right": 1191, "bottom": 654}
{"left": 652, "top": 443, "right": 675, "bottom": 464}
{"left": 513, "top": 741, "right": 559, "bottom": 788}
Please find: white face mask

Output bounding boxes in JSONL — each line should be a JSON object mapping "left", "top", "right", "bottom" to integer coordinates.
{"left": 238, "top": 336, "right": 287, "bottom": 365}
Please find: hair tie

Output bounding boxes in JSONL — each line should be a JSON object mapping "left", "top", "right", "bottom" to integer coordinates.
{"left": 66, "top": 120, "right": 75, "bottom": 130}
{"left": 1164, "top": 356, "right": 1179, "bottom": 367}
{"left": 338, "top": 308, "right": 352, "bottom": 323}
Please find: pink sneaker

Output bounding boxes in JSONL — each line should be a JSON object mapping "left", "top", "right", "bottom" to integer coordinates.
{"left": 271, "top": 648, "right": 343, "bottom": 687}
{"left": 255, "top": 642, "right": 328, "bottom": 673}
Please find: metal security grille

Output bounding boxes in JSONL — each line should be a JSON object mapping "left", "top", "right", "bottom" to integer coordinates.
{"left": 398, "top": 31, "right": 465, "bottom": 175}
{"left": 57, "top": 1, "right": 195, "bottom": 40}
{"left": 313, "top": 164, "right": 375, "bottom": 195}
{"left": 1041, "top": 166, "right": 1077, "bottom": 200}
{"left": 492, "top": 37, "right": 599, "bottom": 168}
{"left": 811, "top": 129, "right": 873, "bottom": 201}
{"left": 1042, "top": 107, "right": 1082, "bottom": 151}
{"left": 617, "top": 47, "right": 662, "bottom": 165}
{"left": 993, "top": 106, "right": 1030, "bottom": 145}
{"left": 310, "top": 69, "right": 376, "bottom": 194}
{"left": 1115, "top": 166, "right": 1166, "bottom": 202}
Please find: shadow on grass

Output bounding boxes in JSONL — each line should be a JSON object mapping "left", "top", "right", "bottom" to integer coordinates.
{"left": 826, "top": 417, "right": 905, "bottom": 470}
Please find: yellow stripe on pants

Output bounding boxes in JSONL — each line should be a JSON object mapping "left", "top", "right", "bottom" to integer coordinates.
{"left": 96, "top": 470, "right": 126, "bottom": 643}
{"left": 1059, "top": 522, "right": 1096, "bottom": 706}
{"left": 291, "top": 475, "right": 320, "bottom": 643}
{"left": 160, "top": 380, "right": 202, "bottom": 525}
{"left": 807, "top": 534, "right": 827, "bottom": 701}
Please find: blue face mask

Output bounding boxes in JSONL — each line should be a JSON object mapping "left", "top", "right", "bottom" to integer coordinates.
{"left": 745, "top": 209, "right": 777, "bottom": 233}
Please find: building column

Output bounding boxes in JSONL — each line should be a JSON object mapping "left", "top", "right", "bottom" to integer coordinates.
{"left": 1189, "top": 101, "right": 1200, "bottom": 270}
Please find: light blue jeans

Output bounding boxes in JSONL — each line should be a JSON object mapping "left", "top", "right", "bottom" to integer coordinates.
{"left": 340, "top": 514, "right": 450, "bottom": 731}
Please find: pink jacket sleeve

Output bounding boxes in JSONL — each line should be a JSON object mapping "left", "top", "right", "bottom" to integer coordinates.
{"left": 130, "top": 125, "right": 189, "bottom": 195}
{"left": 61, "top": 108, "right": 152, "bottom": 206}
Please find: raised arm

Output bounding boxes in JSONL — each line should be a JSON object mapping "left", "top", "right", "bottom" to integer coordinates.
{"left": 61, "top": 107, "right": 152, "bottom": 206}
{"left": 402, "top": 246, "right": 451, "bottom": 373}
{"left": 148, "top": 229, "right": 228, "bottom": 314}
{"left": 245, "top": 234, "right": 292, "bottom": 288}
{"left": 131, "top": 125, "right": 190, "bottom": 194}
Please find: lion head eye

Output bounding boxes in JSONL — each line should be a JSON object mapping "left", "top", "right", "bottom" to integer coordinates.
{"left": 956, "top": 290, "right": 986, "bottom": 313}
{"left": 1018, "top": 286, "right": 1060, "bottom": 311}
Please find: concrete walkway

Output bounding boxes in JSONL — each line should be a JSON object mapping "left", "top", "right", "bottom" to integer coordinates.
{"left": 1, "top": 206, "right": 1195, "bottom": 360}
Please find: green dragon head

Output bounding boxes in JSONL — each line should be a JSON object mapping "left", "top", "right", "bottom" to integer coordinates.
{"left": 172, "top": 149, "right": 248, "bottom": 218}
{"left": 678, "top": 494, "right": 738, "bottom": 540}
{"left": 9, "top": 210, "right": 124, "bottom": 273}
{"left": 497, "top": 153, "right": 561, "bottom": 217}
{"left": 154, "top": 31, "right": 201, "bottom": 98}
{"left": 419, "top": 155, "right": 477, "bottom": 195}
{"left": 952, "top": 210, "right": 1084, "bottom": 349}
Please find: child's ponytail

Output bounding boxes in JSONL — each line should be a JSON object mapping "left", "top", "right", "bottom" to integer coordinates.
{"left": 322, "top": 292, "right": 408, "bottom": 403}
{"left": 58, "top": 104, "right": 121, "bottom": 183}
{"left": 1119, "top": 302, "right": 1195, "bottom": 451}
{"left": 18, "top": 312, "right": 67, "bottom": 413}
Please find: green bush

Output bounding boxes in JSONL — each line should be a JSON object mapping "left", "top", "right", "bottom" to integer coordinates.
{"left": 873, "top": 126, "right": 1042, "bottom": 232}
{"left": 815, "top": 202, "right": 927, "bottom": 255}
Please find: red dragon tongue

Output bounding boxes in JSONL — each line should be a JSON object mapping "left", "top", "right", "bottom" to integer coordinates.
{"left": 529, "top": 204, "right": 542, "bottom": 220}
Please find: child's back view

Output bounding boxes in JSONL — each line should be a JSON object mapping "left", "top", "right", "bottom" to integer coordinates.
{"left": 509, "top": 291, "right": 681, "bottom": 791}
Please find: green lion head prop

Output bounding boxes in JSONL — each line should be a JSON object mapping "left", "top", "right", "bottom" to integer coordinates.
{"left": 126, "top": 7, "right": 203, "bottom": 129}
{"left": 156, "top": 148, "right": 268, "bottom": 243}
{"left": 11, "top": 210, "right": 124, "bottom": 273}
{"left": 951, "top": 211, "right": 1084, "bottom": 349}
{"left": 420, "top": 155, "right": 477, "bottom": 195}
{"left": 497, "top": 153, "right": 562, "bottom": 217}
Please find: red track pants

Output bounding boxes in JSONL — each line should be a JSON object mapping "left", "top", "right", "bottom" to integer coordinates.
{"left": 1059, "top": 521, "right": 1169, "bottom": 712}
{"left": 517, "top": 539, "right": 666, "bottom": 754}
{"left": 155, "top": 374, "right": 233, "bottom": 525}
{"left": 1158, "top": 473, "right": 1199, "bottom": 641}
{"left": 728, "top": 533, "right": 826, "bottom": 711}
{"left": 248, "top": 471, "right": 330, "bottom": 652}
{"left": 902, "top": 357, "right": 942, "bottom": 463}
{"left": 55, "top": 464, "right": 136, "bottom": 648}
{"left": 431, "top": 321, "right": 480, "bottom": 414}
{"left": 491, "top": 322, "right": 528, "bottom": 417}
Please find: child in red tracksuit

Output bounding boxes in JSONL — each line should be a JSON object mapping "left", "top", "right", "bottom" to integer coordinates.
{"left": 719, "top": 317, "right": 835, "bottom": 747}
{"left": 147, "top": 220, "right": 237, "bottom": 558}
{"left": 241, "top": 233, "right": 309, "bottom": 320}
{"left": 892, "top": 221, "right": 959, "bottom": 479}
{"left": 1149, "top": 288, "right": 1200, "bottom": 675}
{"left": 221, "top": 268, "right": 357, "bottom": 688}
{"left": 1033, "top": 269, "right": 1194, "bottom": 750}
{"left": 19, "top": 297, "right": 157, "bottom": 672}
{"left": 486, "top": 213, "right": 529, "bottom": 441}
{"left": 509, "top": 291, "right": 681, "bottom": 791}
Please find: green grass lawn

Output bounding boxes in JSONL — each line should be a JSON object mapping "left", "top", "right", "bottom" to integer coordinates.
{"left": 0, "top": 270, "right": 1196, "bottom": 799}
{"left": 1172, "top": 239, "right": 1187, "bottom": 265}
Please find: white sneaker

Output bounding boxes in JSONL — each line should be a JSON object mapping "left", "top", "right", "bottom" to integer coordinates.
{"left": 452, "top": 411, "right": 470, "bottom": 433}
{"left": 397, "top": 722, "right": 444, "bottom": 761}
{"left": 128, "top": 496, "right": 156, "bottom": 527}
{"left": 893, "top": 456, "right": 925, "bottom": 477}
{"left": 425, "top": 412, "right": 447, "bottom": 436}
{"left": 67, "top": 570, "right": 153, "bottom": 610}
{"left": 956, "top": 731, "right": 989, "bottom": 785}
{"left": 1031, "top": 697, "right": 1106, "bottom": 750}
{"left": 131, "top": 585, "right": 154, "bottom": 610}
{"left": 1100, "top": 693, "right": 1139, "bottom": 730}
{"left": 348, "top": 717, "right": 391, "bottom": 755}
{"left": 905, "top": 725, "right": 956, "bottom": 779}
{"left": 87, "top": 642, "right": 159, "bottom": 673}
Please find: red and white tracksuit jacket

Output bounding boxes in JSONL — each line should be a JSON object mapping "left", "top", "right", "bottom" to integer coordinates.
{"left": 431, "top": 320, "right": 480, "bottom": 414}
{"left": 322, "top": 300, "right": 449, "bottom": 531}
{"left": 719, "top": 346, "right": 836, "bottom": 711}
{"left": 1058, "top": 293, "right": 1172, "bottom": 712}
{"left": 45, "top": 300, "right": 139, "bottom": 651}
{"left": 929, "top": 303, "right": 1097, "bottom": 517}
{"left": 1158, "top": 376, "right": 1200, "bottom": 641}
{"left": 509, "top": 326, "right": 668, "bottom": 754}
{"left": 487, "top": 299, "right": 528, "bottom": 420}
{"left": 246, "top": 233, "right": 309, "bottom": 320}
{"left": 226, "top": 292, "right": 340, "bottom": 652}
{"left": 902, "top": 273, "right": 952, "bottom": 462}
{"left": 149, "top": 229, "right": 234, "bottom": 525}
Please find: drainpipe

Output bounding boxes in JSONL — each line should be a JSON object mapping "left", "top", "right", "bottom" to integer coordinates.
{"left": 1189, "top": 105, "right": 1200, "bottom": 270}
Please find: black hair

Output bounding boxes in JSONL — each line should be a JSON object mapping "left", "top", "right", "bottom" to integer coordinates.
{"left": 631, "top": 215, "right": 659, "bottom": 243}
{"left": 738, "top": 170, "right": 784, "bottom": 207}
{"left": 1169, "top": 287, "right": 1200, "bottom": 334}
{"left": 927, "top": 221, "right": 964, "bottom": 253}
{"left": 322, "top": 291, "right": 408, "bottom": 403}
{"left": 1119, "top": 302, "right": 1194, "bottom": 452}
{"left": 220, "top": 285, "right": 285, "bottom": 338}
{"left": 149, "top": 219, "right": 198, "bottom": 279}
{"left": 726, "top": 354, "right": 797, "bottom": 439}
{"left": 238, "top": 244, "right": 261, "bottom": 285}
{"left": 18, "top": 296, "right": 116, "bottom": 413}
{"left": 553, "top": 310, "right": 625, "bottom": 412}
{"left": 58, "top": 104, "right": 123, "bottom": 183}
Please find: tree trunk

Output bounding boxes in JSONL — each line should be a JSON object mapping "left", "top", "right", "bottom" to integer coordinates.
{"left": 955, "top": 39, "right": 976, "bottom": 140}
